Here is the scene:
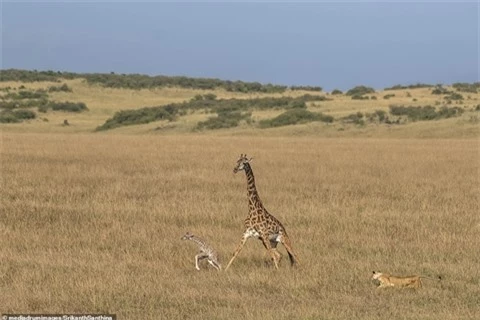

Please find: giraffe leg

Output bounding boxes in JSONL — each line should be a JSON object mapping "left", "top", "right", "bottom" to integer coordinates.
{"left": 260, "top": 237, "right": 279, "bottom": 269}
{"left": 208, "top": 259, "right": 221, "bottom": 271}
{"left": 281, "top": 235, "right": 299, "bottom": 267}
{"left": 225, "top": 236, "right": 248, "bottom": 271}
{"left": 195, "top": 253, "right": 208, "bottom": 271}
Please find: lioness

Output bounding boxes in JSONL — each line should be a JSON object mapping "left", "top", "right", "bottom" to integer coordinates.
{"left": 372, "top": 271, "right": 441, "bottom": 289}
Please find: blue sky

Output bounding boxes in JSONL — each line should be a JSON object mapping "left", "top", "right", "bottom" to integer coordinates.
{"left": 1, "top": 1, "right": 478, "bottom": 90}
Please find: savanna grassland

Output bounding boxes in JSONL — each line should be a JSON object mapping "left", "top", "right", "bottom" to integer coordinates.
{"left": 1, "top": 73, "right": 479, "bottom": 319}
{"left": 1, "top": 134, "right": 479, "bottom": 319}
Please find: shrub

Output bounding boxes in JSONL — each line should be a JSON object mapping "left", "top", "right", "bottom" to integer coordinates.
{"left": 290, "top": 85, "right": 322, "bottom": 92}
{"left": 0, "top": 69, "right": 63, "bottom": 82}
{"left": 0, "top": 101, "right": 20, "bottom": 110}
{"left": 390, "top": 105, "right": 437, "bottom": 121}
{"left": 384, "top": 83, "right": 433, "bottom": 90}
{"left": 191, "top": 94, "right": 204, "bottom": 102}
{"left": 0, "top": 111, "right": 20, "bottom": 123}
{"left": 346, "top": 85, "right": 375, "bottom": 96}
{"left": 452, "top": 82, "right": 480, "bottom": 93}
{"left": 48, "top": 84, "right": 72, "bottom": 92}
{"left": 372, "top": 109, "right": 387, "bottom": 123}
{"left": 203, "top": 93, "right": 217, "bottom": 101}
{"left": 5, "top": 89, "right": 48, "bottom": 100}
{"left": 331, "top": 89, "right": 343, "bottom": 95}
{"left": 431, "top": 86, "right": 450, "bottom": 95}
{"left": 49, "top": 101, "right": 88, "bottom": 112}
{"left": 289, "top": 100, "right": 307, "bottom": 109}
{"left": 342, "top": 112, "right": 364, "bottom": 125}
{"left": 196, "top": 111, "right": 251, "bottom": 130}
{"left": 351, "top": 94, "right": 369, "bottom": 100}
{"left": 12, "top": 109, "right": 36, "bottom": 119}
{"left": 383, "top": 94, "right": 395, "bottom": 100}
{"left": 96, "top": 105, "right": 178, "bottom": 131}
{"left": 389, "top": 105, "right": 463, "bottom": 121}
{"left": 259, "top": 109, "right": 333, "bottom": 128}
{"left": 437, "top": 106, "right": 463, "bottom": 118}
{"left": 445, "top": 92, "right": 463, "bottom": 100}
{"left": 0, "top": 109, "right": 36, "bottom": 123}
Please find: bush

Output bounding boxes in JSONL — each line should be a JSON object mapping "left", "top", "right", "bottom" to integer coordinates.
{"left": 0, "top": 101, "right": 20, "bottom": 110}
{"left": 49, "top": 101, "right": 88, "bottom": 112}
{"left": 48, "top": 84, "right": 72, "bottom": 92}
{"left": 389, "top": 105, "right": 463, "bottom": 121}
{"left": 452, "top": 82, "right": 480, "bottom": 93}
{"left": 431, "top": 86, "right": 450, "bottom": 95}
{"left": 346, "top": 85, "right": 375, "bottom": 96}
{"left": 0, "top": 69, "right": 291, "bottom": 93}
{"left": 390, "top": 105, "right": 437, "bottom": 121}
{"left": 342, "top": 112, "right": 364, "bottom": 125}
{"left": 5, "top": 89, "right": 48, "bottom": 100}
{"left": 383, "top": 94, "right": 395, "bottom": 100}
{"left": 196, "top": 111, "right": 251, "bottom": 130}
{"left": 445, "top": 92, "right": 463, "bottom": 100}
{"left": 437, "top": 106, "right": 464, "bottom": 118}
{"left": 0, "top": 69, "right": 64, "bottom": 82}
{"left": 0, "top": 111, "right": 20, "bottom": 123}
{"left": 384, "top": 83, "right": 433, "bottom": 90}
{"left": 351, "top": 94, "right": 369, "bottom": 100}
{"left": 12, "top": 109, "right": 36, "bottom": 119}
{"left": 259, "top": 109, "right": 333, "bottom": 128}
{"left": 96, "top": 105, "right": 178, "bottom": 131}
{"left": 290, "top": 85, "right": 322, "bottom": 92}
{"left": 373, "top": 110, "right": 387, "bottom": 123}
{"left": 0, "top": 109, "right": 36, "bottom": 123}
{"left": 331, "top": 89, "right": 343, "bottom": 95}
{"left": 203, "top": 93, "right": 217, "bottom": 101}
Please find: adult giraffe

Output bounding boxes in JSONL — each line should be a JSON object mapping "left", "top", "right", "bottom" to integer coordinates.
{"left": 225, "top": 154, "right": 299, "bottom": 270}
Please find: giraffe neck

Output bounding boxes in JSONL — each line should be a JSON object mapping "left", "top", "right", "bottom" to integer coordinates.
{"left": 244, "top": 163, "right": 264, "bottom": 211}
{"left": 187, "top": 236, "right": 206, "bottom": 248}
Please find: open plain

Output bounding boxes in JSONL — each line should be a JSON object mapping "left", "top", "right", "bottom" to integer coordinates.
{"left": 1, "top": 133, "right": 479, "bottom": 319}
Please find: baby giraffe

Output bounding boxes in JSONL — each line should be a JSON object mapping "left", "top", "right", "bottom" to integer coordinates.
{"left": 181, "top": 232, "right": 221, "bottom": 271}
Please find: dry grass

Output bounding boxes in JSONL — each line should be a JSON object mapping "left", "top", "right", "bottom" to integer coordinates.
{"left": 1, "top": 133, "right": 479, "bottom": 319}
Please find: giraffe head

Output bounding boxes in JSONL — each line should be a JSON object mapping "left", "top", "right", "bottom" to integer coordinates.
{"left": 181, "top": 232, "right": 194, "bottom": 240}
{"left": 233, "top": 154, "right": 253, "bottom": 173}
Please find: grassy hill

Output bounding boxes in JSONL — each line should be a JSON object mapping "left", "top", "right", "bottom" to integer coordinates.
{"left": 0, "top": 70, "right": 479, "bottom": 137}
